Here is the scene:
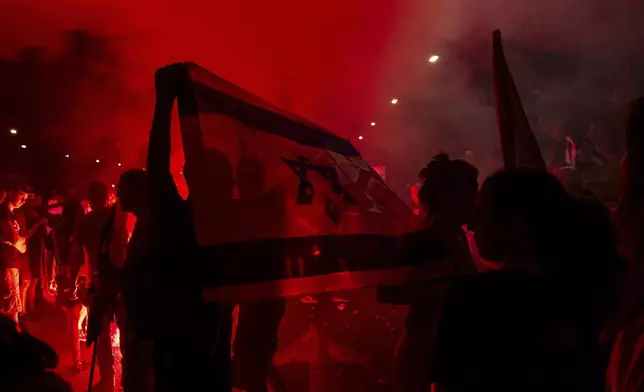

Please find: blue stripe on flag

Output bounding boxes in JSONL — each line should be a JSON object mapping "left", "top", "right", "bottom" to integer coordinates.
{"left": 191, "top": 81, "right": 360, "bottom": 157}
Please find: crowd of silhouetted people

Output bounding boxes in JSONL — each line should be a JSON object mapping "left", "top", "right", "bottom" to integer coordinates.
{"left": 2, "top": 66, "right": 644, "bottom": 392}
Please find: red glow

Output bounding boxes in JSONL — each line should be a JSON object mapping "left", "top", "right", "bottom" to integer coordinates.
{"left": 372, "top": 165, "right": 386, "bottom": 181}
{"left": 409, "top": 183, "right": 421, "bottom": 204}
{"left": 409, "top": 183, "right": 421, "bottom": 215}
{"left": 0, "top": 2, "right": 405, "bottom": 160}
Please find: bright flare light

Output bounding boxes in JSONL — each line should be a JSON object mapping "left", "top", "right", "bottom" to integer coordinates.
{"left": 9, "top": 129, "right": 17, "bottom": 135}
{"left": 95, "top": 159, "right": 100, "bottom": 163}
{"left": 117, "top": 162, "right": 122, "bottom": 167}
{"left": 429, "top": 55, "right": 440, "bottom": 63}
{"left": 65, "top": 154, "right": 70, "bottom": 158}
{"left": 391, "top": 98, "right": 398, "bottom": 105}
{"left": 20, "top": 144, "right": 26, "bottom": 149}
{"left": 370, "top": 122, "right": 376, "bottom": 126}
{"left": 358, "top": 136, "right": 363, "bottom": 140}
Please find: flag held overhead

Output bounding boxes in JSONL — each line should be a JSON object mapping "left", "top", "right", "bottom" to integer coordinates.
{"left": 154, "top": 62, "right": 454, "bottom": 301}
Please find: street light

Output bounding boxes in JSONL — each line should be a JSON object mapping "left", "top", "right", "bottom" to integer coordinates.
{"left": 9, "top": 129, "right": 17, "bottom": 135}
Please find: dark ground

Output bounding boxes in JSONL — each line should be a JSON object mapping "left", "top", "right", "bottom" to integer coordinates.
{"left": 27, "top": 287, "right": 407, "bottom": 392}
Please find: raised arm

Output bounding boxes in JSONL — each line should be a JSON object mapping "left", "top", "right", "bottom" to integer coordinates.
{"left": 147, "top": 65, "right": 182, "bottom": 201}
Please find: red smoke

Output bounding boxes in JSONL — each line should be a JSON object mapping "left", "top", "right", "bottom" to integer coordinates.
{"left": 2, "top": 0, "right": 643, "bottom": 189}
{"left": 0, "top": 1, "right": 404, "bottom": 141}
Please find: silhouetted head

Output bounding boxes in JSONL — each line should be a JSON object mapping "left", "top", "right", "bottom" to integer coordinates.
{"left": 472, "top": 168, "right": 570, "bottom": 270}
{"left": 183, "top": 149, "right": 234, "bottom": 201}
{"left": 4, "top": 181, "right": 30, "bottom": 211}
{"left": 87, "top": 182, "right": 109, "bottom": 211}
{"left": 61, "top": 200, "right": 84, "bottom": 228}
{"left": 117, "top": 169, "right": 149, "bottom": 216}
{"left": 237, "top": 156, "right": 266, "bottom": 199}
{"left": 0, "top": 313, "right": 60, "bottom": 374}
{"left": 418, "top": 154, "right": 479, "bottom": 226}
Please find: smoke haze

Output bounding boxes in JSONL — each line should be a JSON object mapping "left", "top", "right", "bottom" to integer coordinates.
{"left": 377, "top": 0, "right": 644, "bottom": 175}
{"left": 1, "top": 0, "right": 643, "bottom": 185}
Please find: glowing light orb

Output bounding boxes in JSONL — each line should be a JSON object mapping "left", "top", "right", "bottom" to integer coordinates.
{"left": 9, "top": 129, "right": 17, "bottom": 135}
{"left": 20, "top": 144, "right": 26, "bottom": 149}
{"left": 429, "top": 55, "right": 440, "bottom": 63}
{"left": 64, "top": 154, "right": 70, "bottom": 158}
{"left": 117, "top": 162, "right": 122, "bottom": 167}
{"left": 370, "top": 122, "right": 376, "bottom": 126}
{"left": 358, "top": 136, "right": 363, "bottom": 140}
{"left": 95, "top": 159, "right": 100, "bottom": 163}
{"left": 391, "top": 98, "right": 398, "bottom": 105}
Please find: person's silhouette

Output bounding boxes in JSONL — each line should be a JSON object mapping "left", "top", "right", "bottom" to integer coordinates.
{"left": 232, "top": 156, "right": 287, "bottom": 392}
{"left": 432, "top": 168, "right": 618, "bottom": 391}
{"left": 184, "top": 148, "right": 236, "bottom": 392}
{"left": 147, "top": 64, "right": 234, "bottom": 391}
{"left": 72, "top": 182, "right": 127, "bottom": 390}
{"left": 44, "top": 200, "right": 86, "bottom": 371}
{"left": 607, "top": 97, "right": 644, "bottom": 392}
{"left": 0, "top": 314, "right": 72, "bottom": 391}
{"left": 116, "top": 169, "right": 155, "bottom": 392}
{"left": 391, "top": 154, "right": 479, "bottom": 392}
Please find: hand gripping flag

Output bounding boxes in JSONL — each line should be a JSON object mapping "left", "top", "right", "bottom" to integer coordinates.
{"left": 167, "top": 63, "right": 454, "bottom": 301}
{"left": 493, "top": 30, "right": 545, "bottom": 170}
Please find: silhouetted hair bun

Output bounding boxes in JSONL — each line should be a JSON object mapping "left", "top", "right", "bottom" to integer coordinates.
{"left": 418, "top": 153, "right": 478, "bottom": 210}
{"left": 419, "top": 153, "right": 450, "bottom": 181}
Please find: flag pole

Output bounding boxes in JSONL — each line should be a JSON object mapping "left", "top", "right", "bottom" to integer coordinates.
{"left": 87, "top": 342, "right": 98, "bottom": 392}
